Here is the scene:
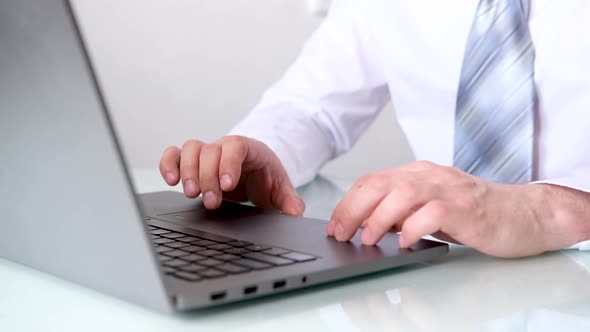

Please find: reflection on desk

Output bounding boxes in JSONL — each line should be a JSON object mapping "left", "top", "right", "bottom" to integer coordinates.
{"left": 313, "top": 248, "right": 590, "bottom": 332}
{"left": 0, "top": 169, "right": 589, "bottom": 332}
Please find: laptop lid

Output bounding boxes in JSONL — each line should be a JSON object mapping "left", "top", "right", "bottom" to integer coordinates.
{"left": 0, "top": 0, "right": 172, "bottom": 312}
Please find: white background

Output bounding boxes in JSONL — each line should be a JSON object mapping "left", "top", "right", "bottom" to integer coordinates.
{"left": 73, "top": 0, "right": 415, "bottom": 181}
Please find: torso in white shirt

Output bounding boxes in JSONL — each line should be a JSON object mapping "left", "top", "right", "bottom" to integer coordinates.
{"left": 232, "top": 0, "right": 590, "bottom": 196}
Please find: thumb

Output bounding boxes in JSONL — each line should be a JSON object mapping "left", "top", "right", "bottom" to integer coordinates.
{"left": 282, "top": 194, "right": 306, "bottom": 216}
{"left": 271, "top": 183, "right": 306, "bottom": 216}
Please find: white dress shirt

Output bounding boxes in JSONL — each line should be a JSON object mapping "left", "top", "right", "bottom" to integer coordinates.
{"left": 230, "top": 0, "right": 590, "bottom": 250}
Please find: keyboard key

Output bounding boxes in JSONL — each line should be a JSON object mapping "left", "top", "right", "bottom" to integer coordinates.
{"left": 216, "top": 263, "right": 250, "bottom": 274}
{"left": 162, "top": 266, "right": 177, "bottom": 274}
{"left": 160, "top": 233, "right": 185, "bottom": 239}
{"left": 155, "top": 246, "right": 172, "bottom": 253}
{"left": 150, "top": 229, "right": 170, "bottom": 235}
{"left": 177, "top": 236, "right": 199, "bottom": 242}
{"left": 174, "top": 271, "right": 202, "bottom": 282}
{"left": 227, "top": 240, "right": 252, "bottom": 248}
{"left": 163, "top": 242, "right": 190, "bottom": 249}
{"left": 187, "top": 230, "right": 235, "bottom": 243}
{"left": 182, "top": 245, "right": 206, "bottom": 252}
{"left": 191, "top": 239, "right": 216, "bottom": 247}
{"left": 159, "top": 255, "right": 173, "bottom": 262}
{"left": 216, "top": 254, "right": 240, "bottom": 261}
{"left": 224, "top": 248, "right": 251, "bottom": 255}
{"left": 281, "top": 252, "right": 316, "bottom": 262}
{"left": 233, "top": 259, "right": 272, "bottom": 270}
{"left": 164, "top": 259, "right": 189, "bottom": 268}
{"left": 243, "top": 252, "right": 294, "bottom": 266}
{"left": 246, "top": 245, "right": 271, "bottom": 252}
{"left": 153, "top": 238, "right": 174, "bottom": 245}
{"left": 199, "top": 258, "right": 223, "bottom": 267}
{"left": 181, "top": 264, "right": 207, "bottom": 273}
{"left": 199, "top": 250, "right": 223, "bottom": 257}
{"left": 182, "top": 254, "right": 206, "bottom": 262}
{"left": 162, "top": 249, "right": 190, "bottom": 258}
{"left": 208, "top": 243, "right": 233, "bottom": 251}
{"left": 264, "top": 248, "right": 291, "bottom": 256}
{"left": 199, "top": 269, "right": 226, "bottom": 278}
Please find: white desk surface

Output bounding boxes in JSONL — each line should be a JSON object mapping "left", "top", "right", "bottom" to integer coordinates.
{"left": 2, "top": 169, "right": 590, "bottom": 332}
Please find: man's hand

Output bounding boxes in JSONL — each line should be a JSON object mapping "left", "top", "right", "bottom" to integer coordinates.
{"left": 327, "top": 161, "right": 590, "bottom": 258}
{"left": 159, "top": 136, "right": 305, "bottom": 216}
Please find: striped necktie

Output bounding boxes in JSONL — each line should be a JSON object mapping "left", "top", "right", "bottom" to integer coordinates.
{"left": 453, "top": 0, "right": 536, "bottom": 183}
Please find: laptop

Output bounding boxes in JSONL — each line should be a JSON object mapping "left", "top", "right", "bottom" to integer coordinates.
{"left": 0, "top": 0, "right": 448, "bottom": 313}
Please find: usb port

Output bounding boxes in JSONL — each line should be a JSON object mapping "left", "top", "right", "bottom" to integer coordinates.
{"left": 210, "top": 291, "right": 226, "bottom": 302}
{"left": 244, "top": 286, "right": 258, "bottom": 295}
{"left": 273, "top": 280, "right": 286, "bottom": 290}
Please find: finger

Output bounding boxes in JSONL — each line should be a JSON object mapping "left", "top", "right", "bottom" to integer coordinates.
{"left": 270, "top": 178, "right": 305, "bottom": 216}
{"left": 330, "top": 175, "right": 390, "bottom": 242}
{"left": 159, "top": 146, "right": 181, "bottom": 185}
{"left": 199, "top": 143, "right": 223, "bottom": 209}
{"left": 242, "top": 139, "right": 306, "bottom": 216}
{"left": 245, "top": 167, "right": 305, "bottom": 216}
{"left": 179, "top": 140, "right": 204, "bottom": 198}
{"left": 360, "top": 183, "right": 437, "bottom": 245}
{"left": 218, "top": 136, "right": 249, "bottom": 192}
{"left": 399, "top": 200, "right": 454, "bottom": 248}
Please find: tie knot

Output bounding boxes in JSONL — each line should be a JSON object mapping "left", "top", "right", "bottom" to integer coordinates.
{"left": 479, "top": 0, "right": 530, "bottom": 17}
{"left": 475, "top": 0, "right": 530, "bottom": 34}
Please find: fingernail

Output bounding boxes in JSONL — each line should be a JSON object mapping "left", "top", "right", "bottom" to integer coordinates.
{"left": 335, "top": 223, "right": 346, "bottom": 241}
{"left": 398, "top": 235, "right": 408, "bottom": 248}
{"left": 361, "top": 228, "right": 374, "bottom": 245}
{"left": 297, "top": 198, "right": 306, "bottom": 213}
{"left": 327, "top": 219, "right": 336, "bottom": 236}
{"left": 220, "top": 174, "right": 233, "bottom": 191}
{"left": 166, "top": 172, "right": 176, "bottom": 184}
{"left": 203, "top": 191, "right": 217, "bottom": 207}
{"left": 184, "top": 180, "right": 197, "bottom": 196}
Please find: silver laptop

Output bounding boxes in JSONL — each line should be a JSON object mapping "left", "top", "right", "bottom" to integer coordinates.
{"left": 0, "top": 0, "right": 448, "bottom": 313}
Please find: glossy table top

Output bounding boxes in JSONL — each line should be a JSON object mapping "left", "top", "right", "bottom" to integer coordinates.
{"left": 1, "top": 169, "right": 589, "bottom": 331}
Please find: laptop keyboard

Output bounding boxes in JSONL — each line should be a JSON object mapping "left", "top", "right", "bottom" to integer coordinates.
{"left": 149, "top": 225, "right": 317, "bottom": 282}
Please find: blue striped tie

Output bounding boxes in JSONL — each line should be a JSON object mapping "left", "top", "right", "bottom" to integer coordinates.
{"left": 454, "top": 0, "right": 536, "bottom": 183}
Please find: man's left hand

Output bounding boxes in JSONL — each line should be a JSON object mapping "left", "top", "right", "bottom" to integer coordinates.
{"left": 327, "top": 161, "right": 590, "bottom": 258}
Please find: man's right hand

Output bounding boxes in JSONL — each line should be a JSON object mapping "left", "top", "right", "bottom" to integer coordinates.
{"left": 159, "top": 135, "right": 305, "bottom": 216}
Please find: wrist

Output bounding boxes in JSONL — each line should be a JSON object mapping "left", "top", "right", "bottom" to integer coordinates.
{"left": 527, "top": 183, "right": 590, "bottom": 250}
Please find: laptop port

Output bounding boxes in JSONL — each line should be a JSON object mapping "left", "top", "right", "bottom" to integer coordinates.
{"left": 243, "top": 286, "right": 258, "bottom": 295}
{"left": 273, "top": 280, "right": 286, "bottom": 290}
{"left": 210, "top": 291, "right": 227, "bottom": 302}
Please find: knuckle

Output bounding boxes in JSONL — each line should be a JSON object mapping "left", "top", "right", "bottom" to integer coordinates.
{"left": 354, "top": 175, "right": 371, "bottom": 190}
{"left": 413, "top": 160, "right": 435, "bottom": 170}
{"left": 181, "top": 139, "right": 202, "bottom": 151}
{"left": 356, "top": 174, "right": 389, "bottom": 194}
{"left": 396, "top": 181, "right": 420, "bottom": 200}
{"left": 441, "top": 166, "right": 463, "bottom": 178}
{"left": 223, "top": 135, "right": 247, "bottom": 146}
{"left": 427, "top": 200, "right": 449, "bottom": 220}
{"left": 164, "top": 145, "right": 179, "bottom": 155}
{"left": 200, "top": 143, "right": 220, "bottom": 155}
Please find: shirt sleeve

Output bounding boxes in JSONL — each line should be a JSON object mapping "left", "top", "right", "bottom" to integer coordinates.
{"left": 229, "top": 0, "right": 390, "bottom": 187}
{"left": 532, "top": 170, "right": 590, "bottom": 251}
